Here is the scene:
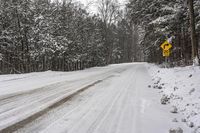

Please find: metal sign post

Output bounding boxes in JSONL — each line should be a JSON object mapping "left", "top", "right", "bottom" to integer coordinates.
{"left": 165, "top": 56, "right": 168, "bottom": 68}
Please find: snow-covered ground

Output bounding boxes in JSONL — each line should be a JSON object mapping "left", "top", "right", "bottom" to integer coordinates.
{"left": 0, "top": 64, "right": 128, "bottom": 96}
{"left": 149, "top": 64, "right": 200, "bottom": 133}
{"left": 0, "top": 63, "right": 196, "bottom": 133}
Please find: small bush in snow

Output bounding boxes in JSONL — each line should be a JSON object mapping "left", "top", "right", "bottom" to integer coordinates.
{"left": 174, "top": 87, "right": 178, "bottom": 91}
{"left": 189, "top": 88, "right": 195, "bottom": 95}
{"left": 169, "top": 127, "right": 183, "bottom": 133}
{"left": 158, "top": 86, "right": 162, "bottom": 89}
{"left": 172, "top": 118, "right": 178, "bottom": 122}
{"left": 187, "top": 122, "right": 194, "bottom": 128}
{"left": 161, "top": 83, "right": 165, "bottom": 86}
{"left": 171, "top": 106, "right": 178, "bottom": 113}
{"left": 153, "top": 85, "right": 158, "bottom": 89}
{"left": 181, "top": 118, "right": 187, "bottom": 122}
{"left": 189, "top": 74, "right": 193, "bottom": 78}
{"left": 161, "top": 95, "right": 170, "bottom": 105}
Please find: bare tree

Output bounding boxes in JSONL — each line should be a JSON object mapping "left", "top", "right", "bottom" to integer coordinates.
{"left": 97, "top": 0, "right": 120, "bottom": 64}
{"left": 97, "top": 0, "right": 120, "bottom": 25}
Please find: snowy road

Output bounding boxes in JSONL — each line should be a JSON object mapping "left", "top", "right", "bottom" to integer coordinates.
{"left": 0, "top": 63, "right": 190, "bottom": 133}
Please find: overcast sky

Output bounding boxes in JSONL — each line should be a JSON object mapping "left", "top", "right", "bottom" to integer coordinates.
{"left": 75, "top": 0, "right": 128, "bottom": 14}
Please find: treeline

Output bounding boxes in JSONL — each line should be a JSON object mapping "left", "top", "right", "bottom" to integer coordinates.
{"left": 0, "top": 0, "right": 137, "bottom": 74}
{"left": 126, "top": 0, "right": 200, "bottom": 66}
{"left": 1, "top": 0, "right": 199, "bottom": 74}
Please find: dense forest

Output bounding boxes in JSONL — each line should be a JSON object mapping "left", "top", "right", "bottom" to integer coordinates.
{"left": 0, "top": 0, "right": 199, "bottom": 74}
{"left": 127, "top": 0, "right": 200, "bottom": 66}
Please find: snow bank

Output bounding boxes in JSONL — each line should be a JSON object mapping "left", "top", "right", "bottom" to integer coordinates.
{"left": 0, "top": 63, "right": 134, "bottom": 96}
{"left": 148, "top": 64, "right": 200, "bottom": 133}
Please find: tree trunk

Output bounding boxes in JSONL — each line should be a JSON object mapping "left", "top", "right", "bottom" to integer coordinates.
{"left": 188, "top": 0, "right": 199, "bottom": 65}
{"left": 131, "top": 23, "right": 139, "bottom": 62}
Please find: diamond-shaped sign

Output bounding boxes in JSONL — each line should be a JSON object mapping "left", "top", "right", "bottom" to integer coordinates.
{"left": 160, "top": 41, "right": 172, "bottom": 50}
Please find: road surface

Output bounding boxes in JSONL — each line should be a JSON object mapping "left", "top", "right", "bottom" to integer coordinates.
{"left": 0, "top": 63, "right": 189, "bottom": 133}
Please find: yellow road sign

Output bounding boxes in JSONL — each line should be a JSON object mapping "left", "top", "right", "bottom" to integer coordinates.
{"left": 160, "top": 41, "right": 172, "bottom": 50}
{"left": 163, "top": 50, "right": 170, "bottom": 57}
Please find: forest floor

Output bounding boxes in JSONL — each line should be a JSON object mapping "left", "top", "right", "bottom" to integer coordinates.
{"left": 0, "top": 63, "right": 198, "bottom": 133}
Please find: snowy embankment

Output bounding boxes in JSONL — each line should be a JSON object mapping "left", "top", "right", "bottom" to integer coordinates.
{"left": 0, "top": 65, "right": 123, "bottom": 96}
{"left": 149, "top": 65, "right": 200, "bottom": 133}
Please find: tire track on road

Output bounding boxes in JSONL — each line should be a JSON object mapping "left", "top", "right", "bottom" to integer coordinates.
{"left": 0, "top": 66, "right": 129, "bottom": 133}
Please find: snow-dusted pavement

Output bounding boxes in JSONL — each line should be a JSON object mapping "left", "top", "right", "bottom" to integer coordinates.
{"left": 0, "top": 63, "right": 191, "bottom": 133}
